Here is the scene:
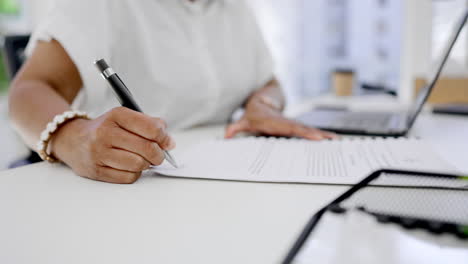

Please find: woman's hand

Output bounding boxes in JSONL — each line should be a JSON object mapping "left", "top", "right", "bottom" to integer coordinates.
{"left": 225, "top": 98, "right": 337, "bottom": 140}
{"left": 51, "top": 107, "right": 175, "bottom": 184}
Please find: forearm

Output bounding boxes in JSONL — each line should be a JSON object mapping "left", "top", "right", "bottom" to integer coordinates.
{"left": 246, "top": 78, "right": 285, "bottom": 112}
{"left": 8, "top": 80, "right": 72, "bottom": 150}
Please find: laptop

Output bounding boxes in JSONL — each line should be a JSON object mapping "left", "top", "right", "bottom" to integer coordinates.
{"left": 297, "top": 10, "right": 468, "bottom": 137}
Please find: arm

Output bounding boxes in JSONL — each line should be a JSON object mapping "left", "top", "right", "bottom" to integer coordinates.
{"left": 225, "top": 78, "right": 337, "bottom": 140}
{"left": 9, "top": 40, "right": 81, "bottom": 149}
{"left": 9, "top": 40, "right": 174, "bottom": 183}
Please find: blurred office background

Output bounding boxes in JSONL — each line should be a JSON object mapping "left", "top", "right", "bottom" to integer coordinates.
{"left": 1, "top": 0, "right": 468, "bottom": 169}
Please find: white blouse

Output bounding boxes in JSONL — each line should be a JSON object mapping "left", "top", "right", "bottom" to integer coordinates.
{"left": 26, "top": 0, "right": 274, "bottom": 130}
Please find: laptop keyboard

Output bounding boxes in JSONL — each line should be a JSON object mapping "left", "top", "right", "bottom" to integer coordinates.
{"left": 322, "top": 112, "right": 396, "bottom": 131}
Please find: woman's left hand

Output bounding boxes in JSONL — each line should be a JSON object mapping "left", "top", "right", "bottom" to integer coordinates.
{"left": 225, "top": 98, "right": 338, "bottom": 140}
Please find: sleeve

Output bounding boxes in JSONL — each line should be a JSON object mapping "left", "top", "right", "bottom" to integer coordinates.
{"left": 254, "top": 21, "right": 275, "bottom": 88}
{"left": 25, "top": 0, "right": 112, "bottom": 115}
{"left": 242, "top": 2, "right": 276, "bottom": 88}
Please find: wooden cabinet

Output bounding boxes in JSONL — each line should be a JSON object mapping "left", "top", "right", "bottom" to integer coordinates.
{"left": 415, "top": 78, "right": 468, "bottom": 104}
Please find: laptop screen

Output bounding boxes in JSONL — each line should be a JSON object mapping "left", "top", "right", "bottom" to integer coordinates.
{"left": 406, "top": 10, "right": 468, "bottom": 128}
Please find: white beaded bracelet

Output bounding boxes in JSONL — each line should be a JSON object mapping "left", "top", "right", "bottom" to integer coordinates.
{"left": 37, "top": 110, "right": 90, "bottom": 163}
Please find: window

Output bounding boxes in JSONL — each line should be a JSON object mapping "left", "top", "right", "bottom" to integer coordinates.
{"left": 250, "top": 0, "right": 403, "bottom": 102}
{"left": 432, "top": 0, "right": 467, "bottom": 72}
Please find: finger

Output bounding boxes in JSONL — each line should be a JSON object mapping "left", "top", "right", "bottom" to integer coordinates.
{"left": 262, "top": 120, "right": 323, "bottom": 140}
{"left": 293, "top": 125, "right": 325, "bottom": 140}
{"left": 110, "top": 128, "right": 165, "bottom": 166}
{"left": 93, "top": 166, "right": 142, "bottom": 184}
{"left": 263, "top": 118, "right": 326, "bottom": 140}
{"left": 321, "top": 130, "right": 340, "bottom": 139}
{"left": 110, "top": 107, "right": 176, "bottom": 150}
{"left": 225, "top": 119, "right": 250, "bottom": 139}
{"left": 299, "top": 125, "right": 339, "bottom": 139}
{"left": 291, "top": 122, "right": 338, "bottom": 140}
{"left": 100, "top": 148, "right": 151, "bottom": 173}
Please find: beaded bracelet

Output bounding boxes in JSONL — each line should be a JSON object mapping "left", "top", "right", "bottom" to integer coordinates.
{"left": 37, "top": 110, "right": 90, "bottom": 162}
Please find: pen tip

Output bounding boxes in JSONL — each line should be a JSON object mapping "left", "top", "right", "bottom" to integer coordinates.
{"left": 171, "top": 159, "right": 179, "bottom": 168}
{"left": 164, "top": 151, "right": 179, "bottom": 168}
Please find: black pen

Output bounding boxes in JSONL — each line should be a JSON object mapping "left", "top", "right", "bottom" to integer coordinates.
{"left": 94, "top": 58, "right": 178, "bottom": 168}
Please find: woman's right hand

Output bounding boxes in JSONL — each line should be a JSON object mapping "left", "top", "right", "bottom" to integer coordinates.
{"left": 50, "top": 107, "right": 176, "bottom": 184}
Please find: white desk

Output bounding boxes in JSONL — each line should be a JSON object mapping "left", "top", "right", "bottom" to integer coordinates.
{"left": 0, "top": 112, "right": 467, "bottom": 264}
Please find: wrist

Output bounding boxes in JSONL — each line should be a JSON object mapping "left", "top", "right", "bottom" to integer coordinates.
{"left": 244, "top": 97, "right": 282, "bottom": 120}
{"left": 247, "top": 94, "right": 283, "bottom": 113}
{"left": 37, "top": 111, "right": 91, "bottom": 162}
{"left": 50, "top": 118, "right": 91, "bottom": 161}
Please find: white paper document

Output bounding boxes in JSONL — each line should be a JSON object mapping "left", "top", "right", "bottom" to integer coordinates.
{"left": 152, "top": 137, "right": 457, "bottom": 185}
